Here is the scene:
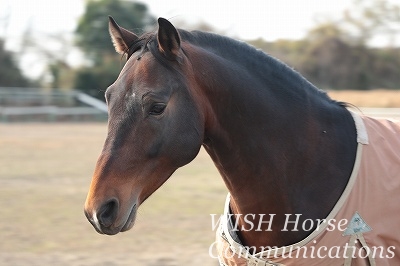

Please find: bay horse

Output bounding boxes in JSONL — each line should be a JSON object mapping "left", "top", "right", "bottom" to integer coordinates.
{"left": 84, "top": 17, "right": 400, "bottom": 265}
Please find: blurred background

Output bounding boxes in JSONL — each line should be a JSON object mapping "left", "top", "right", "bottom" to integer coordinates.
{"left": 0, "top": 0, "right": 399, "bottom": 265}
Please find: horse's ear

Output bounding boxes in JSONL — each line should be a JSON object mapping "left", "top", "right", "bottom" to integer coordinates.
{"left": 108, "top": 16, "right": 139, "bottom": 54}
{"left": 157, "top": 18, "right": 181, "bottom": 61}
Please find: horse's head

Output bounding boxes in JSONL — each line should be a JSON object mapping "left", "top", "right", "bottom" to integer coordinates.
{"left": 84, "top": 17, "right": 206, "bottom": 235}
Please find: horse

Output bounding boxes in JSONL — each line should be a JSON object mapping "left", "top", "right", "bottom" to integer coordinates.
{"left": 84, "top": 17, "right": 400, "bottom": 265}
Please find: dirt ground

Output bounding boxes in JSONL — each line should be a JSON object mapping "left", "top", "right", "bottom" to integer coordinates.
{"left": 0, "top": 123, "right": 225, "bottom": 266}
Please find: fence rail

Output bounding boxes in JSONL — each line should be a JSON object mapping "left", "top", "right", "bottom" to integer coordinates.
{"left": 0, "top": 87, "right": 108, "bottom": 122}
{"left": 0, "top": 106, "right": 107, "bottom": 122}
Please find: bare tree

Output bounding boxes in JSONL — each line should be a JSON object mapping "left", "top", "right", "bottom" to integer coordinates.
{"left": 343, "top": 0, "right": 400, "bottom": 47}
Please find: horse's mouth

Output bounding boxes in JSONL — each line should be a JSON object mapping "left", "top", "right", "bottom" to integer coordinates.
{"left": 120, "top": 204, "right": 137, "bottom": 232}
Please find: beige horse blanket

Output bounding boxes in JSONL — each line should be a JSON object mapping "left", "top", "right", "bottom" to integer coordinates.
{"left": 216, "top": 113, "right": 400, "bottom": 266}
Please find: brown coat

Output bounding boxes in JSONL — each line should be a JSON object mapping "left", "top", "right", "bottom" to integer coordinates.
{"left": 217, "top": 114, "right": 400, "bottom": 266}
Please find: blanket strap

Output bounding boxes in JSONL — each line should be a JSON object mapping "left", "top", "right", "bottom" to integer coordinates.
{"left": 344, "top": 233, "right": 376, "bottom": 266}
{"left": 220, "top": 225, "right": 284, "bottom": 266}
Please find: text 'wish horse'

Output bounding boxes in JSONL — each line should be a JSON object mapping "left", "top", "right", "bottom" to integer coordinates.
{"left": 84, "top": 17, "right": 400, "bottom": 265}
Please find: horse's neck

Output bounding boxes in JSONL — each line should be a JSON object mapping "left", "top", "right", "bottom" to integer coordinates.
{"left": 191, "top": 45, "right": 358, "bottom": 248}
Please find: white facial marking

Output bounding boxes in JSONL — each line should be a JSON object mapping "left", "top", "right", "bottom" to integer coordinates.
{"left": 92, "top": 211, "right": 102, "bottom": 232}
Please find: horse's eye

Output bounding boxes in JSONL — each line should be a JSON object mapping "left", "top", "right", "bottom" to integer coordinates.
{"left": 149, "top": 103, "right": 166, "bottom": 115}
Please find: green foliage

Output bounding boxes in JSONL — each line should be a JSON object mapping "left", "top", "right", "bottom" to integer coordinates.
{"left": 74, "top": 56, "right": 123, "bottom": 100}
{"left": 249, "top": 0, "right": 400, "bottom": 90}
{"left": 300, "top": 38, "right": 373, "bottom": 90}
{"left": 251, "top": 34, "right": 400, "bottom": 90}
{"left": 72, "top": 0, "right": 400, "bottom": 92}
{"left": 74, "top": 0, "right": 155, "bottom": 97}
{"left": 47, "top": 60, "right": 76, "bottom": 90}
{"left": 0, "top": 39, "right": 30, "bottom": 87}
{"left": 75, "top": 0, "right": 155, "bottom": 59}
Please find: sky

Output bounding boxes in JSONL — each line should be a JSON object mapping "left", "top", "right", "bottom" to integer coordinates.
{"left": 0, "top": 0, "right": 352, "bottom": 43}
{"left": 0, "top": 0, "right": 369, "bottom": 78}
{"left": 144, "top": 0, "right": 350, "bottom": 40}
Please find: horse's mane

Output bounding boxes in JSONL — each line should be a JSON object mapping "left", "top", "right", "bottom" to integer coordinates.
{"left": 127, "top": 28, "right": 346, "bottom": 107}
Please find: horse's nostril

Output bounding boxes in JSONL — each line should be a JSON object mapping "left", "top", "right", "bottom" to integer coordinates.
{"left": 98, "top": 198, "right": 119, "bottom": 228}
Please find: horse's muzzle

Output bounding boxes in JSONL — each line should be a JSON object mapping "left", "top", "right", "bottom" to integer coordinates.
{"left": 84, "top": 198, "right": 137, "bottom": 235}
{"left": 84, "top": 198, "right": 118, "bottom": 235}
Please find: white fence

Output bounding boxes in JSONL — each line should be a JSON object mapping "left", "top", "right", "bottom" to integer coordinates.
{"left": 0, "top": 88, "right": 108, "bottom": 122}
